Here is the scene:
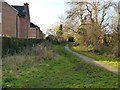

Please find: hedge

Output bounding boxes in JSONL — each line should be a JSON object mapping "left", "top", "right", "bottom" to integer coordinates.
{"left": 1, "top": 37, "right": 44, "bottom": 57}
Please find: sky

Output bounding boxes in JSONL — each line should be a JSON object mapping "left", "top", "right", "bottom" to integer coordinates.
{"left": 3, "top": 0, "right": 119, "bottom": 34}
{"left": 4, "top": 0, "right": 70, "bottom": 34}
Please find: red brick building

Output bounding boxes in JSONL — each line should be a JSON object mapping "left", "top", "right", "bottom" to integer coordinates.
{"left": 0, "top": 1, "right": 18, "bottom": 37}
{"left": 29, "top": 22, "right": 42, "bottom": 39}
{"left": 12, "top": 3, "right": 30, "bottom": 38}
{"left": 0, "top": 1, "right": 44, "bottom": 39}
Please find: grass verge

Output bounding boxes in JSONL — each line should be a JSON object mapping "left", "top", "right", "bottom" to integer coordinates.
{"left": 2, "top": 43, "right": 119, "bottom": 88}
{"left": 69, "top": 43, "right": 119, "bottom": 69}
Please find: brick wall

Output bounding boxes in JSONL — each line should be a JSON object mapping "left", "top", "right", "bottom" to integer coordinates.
{"left": 28, "top": 28, "right": 44, "bottom": 39}
{"left": 17, "top": 3, "right": 30, "bottom": 38}
{"left": 2, "top": 2, "right": 18, "bottom": 37}
{"left": 18, "top": 16, "right": 28, "bottom": 38}
{"left": 36, "top": 29, "right": 40, "bottom": 39}
{"left": 28, "top": 28, "right": 37, "bottom": 38}
{"left": 1, "top": 2, "right": 39, "bottom": 39}
{"left": 39, "top": 31, "right": 44, "bottom": 39}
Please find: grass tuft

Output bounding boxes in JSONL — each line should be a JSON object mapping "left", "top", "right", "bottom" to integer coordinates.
{"left": 69, "top": 43, "right": 119, "bottom": 68}
{"left": 2, "top": 43, "right": 119, "bottom": 88}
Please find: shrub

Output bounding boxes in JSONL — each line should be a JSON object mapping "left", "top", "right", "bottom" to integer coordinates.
{"left": 2, "top": 42, "right": 55, "bottom": 81}
{"left": 46, "top": 35, "right": 58, "bottom": 44}
{"left": 73, "top": 42, "right": 80, "bottom": 47}
{"left": 2, "top": 37, "right": 44, "bottom": 57}
{"left": 68, "top": 36, "right": 75, "bottom": 42}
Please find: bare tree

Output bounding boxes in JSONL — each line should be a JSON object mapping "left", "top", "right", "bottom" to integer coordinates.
{"left": 66, "top": 0, "right": 115, "bottom": 48}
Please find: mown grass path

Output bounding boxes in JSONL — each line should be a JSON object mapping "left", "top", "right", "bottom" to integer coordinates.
{"left": 3, "top": 44, "right": 119, "bottom": 88}
{"left": 65, "top": 44, "right": 119, "bottom": 75}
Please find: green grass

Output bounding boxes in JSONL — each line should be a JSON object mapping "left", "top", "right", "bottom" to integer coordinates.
{"left": 69, "top": 44, "right": 119, "bottom": 69}
{"left": 2, "top": 44, "right": 119, "bottom": 88}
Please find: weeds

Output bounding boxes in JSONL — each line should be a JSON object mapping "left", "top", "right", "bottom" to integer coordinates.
{"left": 3, "top": 43, "right": 54, "bottom": 68}
{"left": 70, "top": 43, "right": 119, "bottom": 68}
{"left": 2, "top": 43, "right": 119, "bottom": 88}
{"left": 2, "top": 42, "right": 55, "bottom": 88}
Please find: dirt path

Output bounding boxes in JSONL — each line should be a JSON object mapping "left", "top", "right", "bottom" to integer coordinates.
{"left": 65, "top": 44, "right": 119, "bottom": 75}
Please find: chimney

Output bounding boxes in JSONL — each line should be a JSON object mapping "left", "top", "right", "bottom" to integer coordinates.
{"left": 24, "top": 2, "right": 29, "bottom": 6}
{"left": 24, "top": 2, "right": 29, "bottom": 16}
{"left": 24, "top": 2, "right": 30, "bottom": 38}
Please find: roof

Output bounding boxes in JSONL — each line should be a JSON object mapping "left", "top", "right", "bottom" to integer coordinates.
{"left": 30, "top": 22, "right": 39, "bottom": 28}
{"left": 12, "top": 6, "right": 26, "bottom": 16}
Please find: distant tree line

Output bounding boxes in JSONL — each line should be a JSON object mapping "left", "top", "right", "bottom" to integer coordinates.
{"left": 47, "top": 0, "right": 119, "bottom": 58}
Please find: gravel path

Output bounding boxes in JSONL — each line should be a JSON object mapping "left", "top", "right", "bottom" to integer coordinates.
{"left": 65, "top": 44, "right": 119, "bottom": 75}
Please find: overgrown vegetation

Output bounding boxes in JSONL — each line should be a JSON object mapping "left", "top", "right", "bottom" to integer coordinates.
{"left": 2, "top": 0, "right": 120, "bottom": 89}
{"left": 2, "top": 42, "right": 119, "bottom": 88}
{"left": 2, "top": 41, "right": 55, "bottom": 88}
{"left": 70, "top": 43, "right": 119, "bottom": 69}
{"left": 47, "top": 0, "right": 119, "bottom": 58}
{"left": 2, "top": 37, "right": 44, "bottom": 57}
{"left": 64, "top": 0, "right": 119, "bottom": 58}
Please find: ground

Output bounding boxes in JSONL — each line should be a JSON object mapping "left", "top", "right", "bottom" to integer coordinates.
{"left": 65, "top": 44, "right": 119, "bottom": 75}
{"left": 2, "top": 44, "right": 119, "bottom": 88}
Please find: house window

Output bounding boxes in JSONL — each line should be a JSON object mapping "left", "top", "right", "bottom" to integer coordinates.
{"left": 0, "top": 12, "right": 1, "bottom": 23}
